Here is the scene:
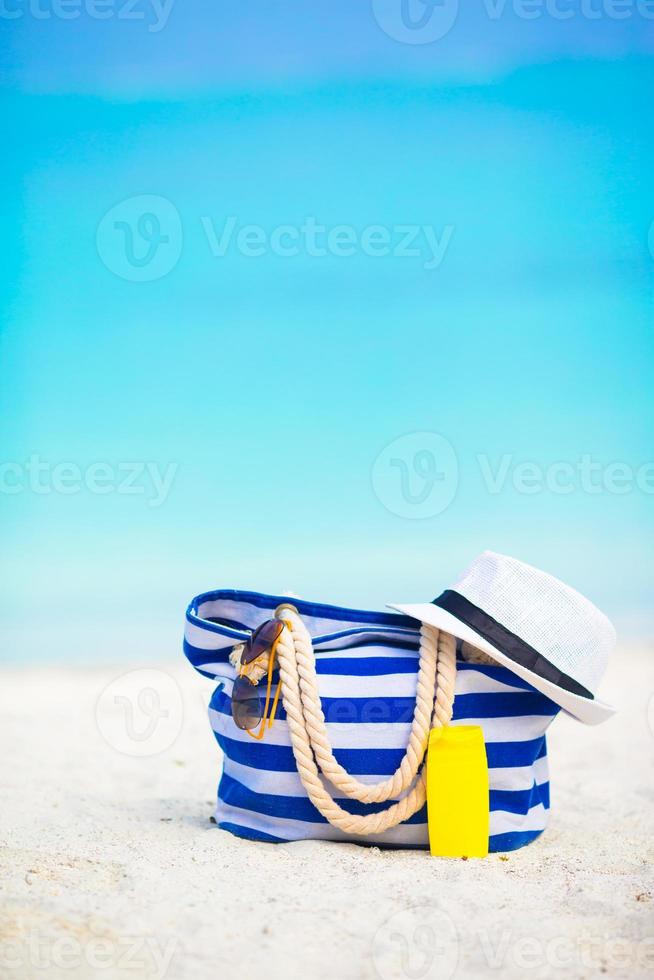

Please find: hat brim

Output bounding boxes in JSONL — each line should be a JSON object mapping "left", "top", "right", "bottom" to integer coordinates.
{"left": 388, "top": 601, "right": 616, "bottom": 726}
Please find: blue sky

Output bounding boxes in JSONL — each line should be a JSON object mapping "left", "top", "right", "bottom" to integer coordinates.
{"left": 1, "top": 6, "right": 653, "bottom": 662}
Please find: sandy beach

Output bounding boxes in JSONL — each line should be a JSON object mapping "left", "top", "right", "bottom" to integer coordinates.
{"left": 2, "top": 646, "right": 653, "bottom": 980}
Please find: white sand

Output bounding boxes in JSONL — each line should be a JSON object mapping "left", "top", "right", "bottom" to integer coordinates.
{"left": 1, "top": 648, "right": 653, "bottom": 980}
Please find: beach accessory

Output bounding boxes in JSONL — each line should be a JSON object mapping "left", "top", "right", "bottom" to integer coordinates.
{"left": 389, "top": 551, "right": 616, "bottom": 725}
{"left": 184, "top": 588, "right": 562, "bottom": 852}
{"left": 231, "top": 674, "right": 261, "bottom": 730}
{"left": 231, "top": 621, "right": 286, "bottom": 737}
{"left": 259, "top": 605, "right": 456, "bottom": 835}
{"left": 241, "top": 619, "right": 285, "bottom": 665}
{"left": 427, "top": 726, "right": 489, "bottom": 857}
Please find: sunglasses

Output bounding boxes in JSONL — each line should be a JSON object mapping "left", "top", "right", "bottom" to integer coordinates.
{"left": 232, "top": 619, "right": 286, "bottom": 737}
{"left": 240, "top": 619, "right": 285, "bottom": 666}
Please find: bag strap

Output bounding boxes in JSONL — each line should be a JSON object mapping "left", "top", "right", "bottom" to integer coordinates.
{"left": 273, "top": 605, "right": 456, "bottom": 836}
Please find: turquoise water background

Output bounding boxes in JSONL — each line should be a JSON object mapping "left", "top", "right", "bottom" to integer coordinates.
{"left": 2, "top": 4, "right": 653, "bottom": 662}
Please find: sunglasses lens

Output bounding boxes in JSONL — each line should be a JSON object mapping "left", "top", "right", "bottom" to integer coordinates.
{"left": 241, "top": 618, "right": 284, "bottom": 665}
{"left": 231, "top": 676, "right": 262, "bottom": 730}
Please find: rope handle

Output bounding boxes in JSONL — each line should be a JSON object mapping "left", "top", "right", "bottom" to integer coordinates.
{"left": 272, "top": 606, "right": 457, "bottom": 836}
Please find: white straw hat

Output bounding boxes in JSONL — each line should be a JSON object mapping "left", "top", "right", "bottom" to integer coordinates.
{"left": 389, "top": 551, "right": 617, "bottom": 725}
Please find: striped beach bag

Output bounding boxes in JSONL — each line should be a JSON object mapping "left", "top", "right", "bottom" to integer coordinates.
{"left": 184, "top": 588, "right": 560, "bottom": 853}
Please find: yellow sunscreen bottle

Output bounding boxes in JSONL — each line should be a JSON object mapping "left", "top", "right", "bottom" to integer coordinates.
{"left": 426, "top": 725, "right": 489, "bottom": 858}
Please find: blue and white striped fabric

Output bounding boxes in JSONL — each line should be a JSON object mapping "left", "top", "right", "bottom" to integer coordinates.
{"left": 184, "top": 589, "right": 560, "bottom": 853}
